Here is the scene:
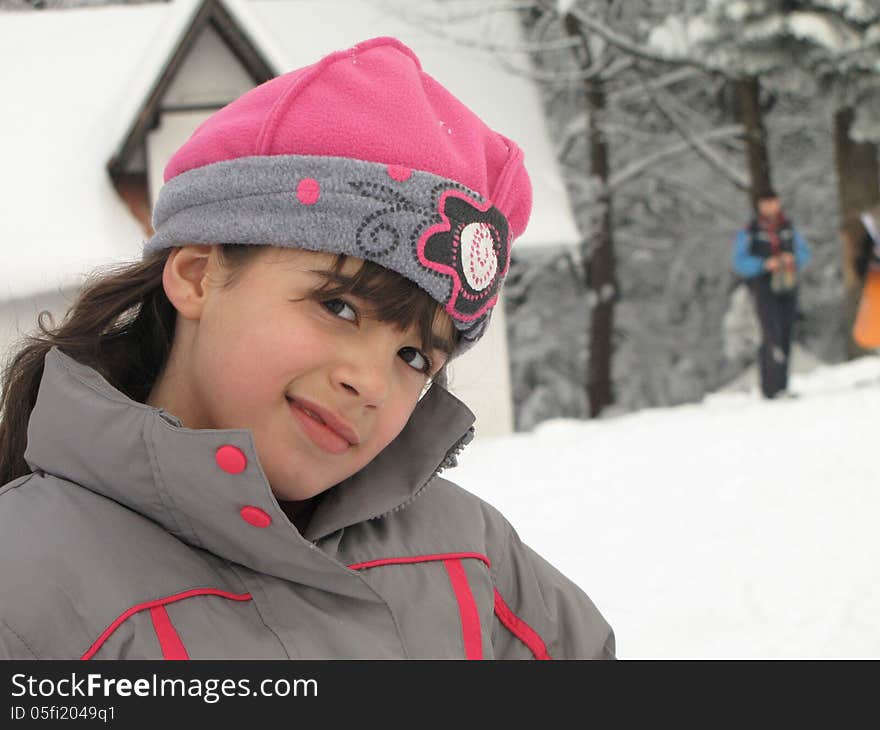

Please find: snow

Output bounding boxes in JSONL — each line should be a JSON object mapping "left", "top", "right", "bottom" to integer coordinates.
{"left": 786, "top": 12, "right": 859, "bottom": 51}
{"left": 451, "top": 356, "right": 880, "bottom": 657}
{"left": 815, "top": 0, "right": 880, "bottom": 23}
{"left": 649, "top": 2, "right": 875, "bottom": 73}
{"left": 646, "top": 15, "right": 715, "bottom": 60}
{"left": 646, "top": 16, "right": 692, "bottom": 58}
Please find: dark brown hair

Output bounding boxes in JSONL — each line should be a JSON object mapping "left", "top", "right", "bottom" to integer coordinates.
{"left": 0, "top": 245, "right": 458, "bottom": 485}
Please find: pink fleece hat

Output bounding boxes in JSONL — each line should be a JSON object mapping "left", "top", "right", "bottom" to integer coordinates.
{"left": 146, "top": 36, "right": 532, "bottom": 348}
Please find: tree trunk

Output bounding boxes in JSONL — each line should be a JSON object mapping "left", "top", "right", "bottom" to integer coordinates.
{"left": 585, "top": 80, "right": 616, "bottom": 417}
{"left": 736, "top": 76, "right": 773, "bottom": 210}
{"left": 563, "top": 9, "right": 616, "bottom": 418}
{"left": 833, "top": 106, "right": 880, "bottom": 358}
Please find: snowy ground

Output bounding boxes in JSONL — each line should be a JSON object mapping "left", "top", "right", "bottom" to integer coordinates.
{"left": 452, "top": 356, "right": 880, "bottom": 658}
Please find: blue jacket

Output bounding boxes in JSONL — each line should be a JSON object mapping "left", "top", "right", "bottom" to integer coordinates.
{"left": 733, "top": 219, "right": 811, "bottom": 279}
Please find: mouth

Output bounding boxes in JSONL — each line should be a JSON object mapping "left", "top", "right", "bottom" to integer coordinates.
{"left": 285, "top": 396, "right": 360, "bottom": 455}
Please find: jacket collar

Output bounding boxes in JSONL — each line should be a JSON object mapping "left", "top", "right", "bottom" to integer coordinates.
{"left": 24, "top": 348, "right": 474, "bottom": 583}
{"left": 753, "top": 213, "right": 790, "bottom": 231}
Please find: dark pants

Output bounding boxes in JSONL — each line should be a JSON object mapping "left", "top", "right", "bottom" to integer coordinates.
{"left": 751, "top": 277, "right": 797, "bottom": 398}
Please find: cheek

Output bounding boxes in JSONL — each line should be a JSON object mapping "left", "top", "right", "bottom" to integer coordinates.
{"left": 368, "top": 390, "right": 421, "bottom": 453}
{"left": 194, "top": 312, "right": 295, "bottom": 415}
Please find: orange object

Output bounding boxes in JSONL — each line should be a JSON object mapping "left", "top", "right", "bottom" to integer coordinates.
{"left": 853, "top": 266, "right": 880, "bottom": 349}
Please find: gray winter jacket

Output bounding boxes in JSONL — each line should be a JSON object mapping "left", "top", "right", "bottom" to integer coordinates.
{"left": 0, "top": 348, "right": 614, "bottom": 660}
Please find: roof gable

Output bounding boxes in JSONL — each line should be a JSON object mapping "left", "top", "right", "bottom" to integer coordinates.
{"left": 110, "top": 0, "right": 275, "bottom": 177}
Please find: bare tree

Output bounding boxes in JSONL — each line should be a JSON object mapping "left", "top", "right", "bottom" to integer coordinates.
{"left": 736, "top": 76, "right": 775, "bottom": 205}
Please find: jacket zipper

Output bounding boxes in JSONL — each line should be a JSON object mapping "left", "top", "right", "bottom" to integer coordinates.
{"left": 371, "top": 426, "right": 476, "bottom": 521}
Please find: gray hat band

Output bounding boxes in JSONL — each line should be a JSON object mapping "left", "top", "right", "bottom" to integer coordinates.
{"left": 145, "top": 155, "right": 513, "bottom": 346}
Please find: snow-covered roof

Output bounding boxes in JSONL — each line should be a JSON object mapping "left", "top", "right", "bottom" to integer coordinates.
{"left": 0, "top": 0, "right": 578, "bottom": 303}
{"left": 0, "top": 3, "right": 175, "bottom": 302}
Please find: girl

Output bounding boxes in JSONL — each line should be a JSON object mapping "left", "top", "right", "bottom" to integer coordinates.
{"left": 0, "top": 37, "right": 614, "bottom": 660}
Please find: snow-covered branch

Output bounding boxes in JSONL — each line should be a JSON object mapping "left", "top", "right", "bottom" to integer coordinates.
{"left": 650, "top": 92, "right": 750, "bottom": 190}
{"left": 638, "top": 175, "right": 746, "bottom": 228}
{"left": 564, "top": 4, "right": 713, "bottom": 72}
{"left": 609, "top": 67, "right": 703, "bottom": 103}
{"left": 377, "top": 0, "right": 537, "bottom": 25}
{"left": 484, "top": 50, "right": 620, "bottom": 84}
{"left": 610, "top": 125, "right": 747, "bottom": 192}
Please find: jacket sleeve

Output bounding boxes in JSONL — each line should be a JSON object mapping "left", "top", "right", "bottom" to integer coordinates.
{"left": 793, "top": 228, "right": 811, "bottom": 271}
{"left": 490, "top": 521, "right": 615, "bottom": 660}
{"left": 733, "top": 228, "right": 764, "bottom": 278}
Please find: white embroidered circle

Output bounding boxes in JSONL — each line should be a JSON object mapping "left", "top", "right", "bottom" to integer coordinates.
{"left": 460, "top": 222, "right": 497, "bottom": 292}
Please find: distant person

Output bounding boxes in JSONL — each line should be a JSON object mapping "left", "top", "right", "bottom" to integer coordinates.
{"left": 851, "top": 203, "right": 880, "bottom": 350}
{"left": 733, "top": 190, "right": 811, "bottom": 399}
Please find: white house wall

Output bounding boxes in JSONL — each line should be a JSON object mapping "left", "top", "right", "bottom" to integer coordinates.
{"left": 148, "top": 110, "right": 215, "bottom": 209}
{"left": 445, "top": 297, "right": 514, "bottom": 436}
{"left": 162, "top": 24, "right": 256, "bottom": 108}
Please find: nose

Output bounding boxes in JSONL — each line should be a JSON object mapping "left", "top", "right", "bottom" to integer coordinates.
{"left": 331, "top": 339, "right": 394, "bottom": 408}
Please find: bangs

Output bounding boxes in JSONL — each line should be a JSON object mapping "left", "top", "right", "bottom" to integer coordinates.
{"left": 309, "top": 255, "right": 459, "bottom": 357}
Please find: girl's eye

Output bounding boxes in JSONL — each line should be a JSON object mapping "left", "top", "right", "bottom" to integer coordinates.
{"left": 322, "top": 298, "right": 357, "bottom": 322}
{"left": 398, "top": 346, "right": 432, "bottom": 374}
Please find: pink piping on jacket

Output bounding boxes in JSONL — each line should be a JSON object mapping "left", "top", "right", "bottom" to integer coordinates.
{"left": 349, "top": 552, "right": 487, "bottom": 660}
{"left": 492, "top": 588, "right": 552, "bottom": 660}
{"left": 443, "top": 558, "right": 483, "bottom": 659}
{"left": 149, "top": 605, "right": 189, "bottom": 660}
{"left": 80, "top": 589, "right": 252, "bottom": 660}
{"left": 348, "top": 552, "right": 552, "bottom": 660}
{"left": 80, "top": 558, "right": 553, "bottom": 660}
{"left": 347, "top": 552, "right": 491, "bottom": 571}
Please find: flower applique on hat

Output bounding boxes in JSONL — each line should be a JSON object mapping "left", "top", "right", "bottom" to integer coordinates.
{"left": 145, "top": 36, "right": 532, "bottom": 352}
{"left": 418, "top": 189, "right": 511, "bottom": 323}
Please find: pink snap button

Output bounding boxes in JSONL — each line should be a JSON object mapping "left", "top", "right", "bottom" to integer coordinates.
{"left": 240, "top": 506, "right": 272, "bottom": 528}
{"left": 215, "top": 445, "right": 247, "bottom": 474}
